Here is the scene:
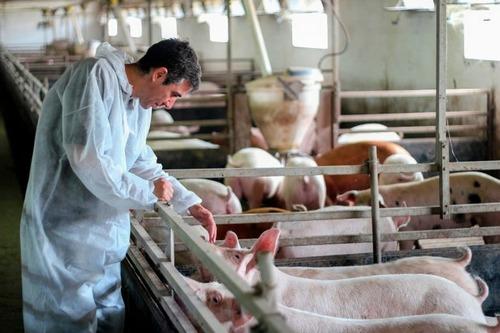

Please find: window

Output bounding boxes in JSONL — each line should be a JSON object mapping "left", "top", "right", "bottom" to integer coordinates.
{"left": 291, "top": 13, "right": 327, "bottom": 49}
{"left": 464, "top": 8, "right": 500, "bottom": 61}
{"left": 126, "top": 17, "right": 143, "bottom": 38}
{"left": 198, "top": 14, "right": 228, "bottom": 43}
{"left": 158, "top": 17, "right": 178, "bottom": 39}
{"left": 108, "top": 18, "right": 118, "bottom": 37}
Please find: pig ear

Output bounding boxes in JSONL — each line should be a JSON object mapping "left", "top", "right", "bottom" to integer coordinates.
{"left": 336, "top": 191, "right": 357, "bottom": 206}
{"left": 184, "top": 276, "right": 203, "bottom": 292}
{"left": 223, "top": 231, "right": 241, "bottom": 249}
{"left": 246, "top": 228, "right": 280, "bottom": 273}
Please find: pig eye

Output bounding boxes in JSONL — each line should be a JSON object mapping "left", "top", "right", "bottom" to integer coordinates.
{"left": 234, "top": 254, "right": 241, "bottom": 260}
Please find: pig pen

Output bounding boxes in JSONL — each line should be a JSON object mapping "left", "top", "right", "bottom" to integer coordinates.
{"left": 124, "top": 145, "right": 500, "bottom": 332}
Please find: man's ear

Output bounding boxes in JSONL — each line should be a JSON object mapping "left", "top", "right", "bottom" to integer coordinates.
{"left": 152, "top": 67, "right": 168, "bottom": 83}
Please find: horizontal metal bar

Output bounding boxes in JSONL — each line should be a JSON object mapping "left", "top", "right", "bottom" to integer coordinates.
{"left": 147, "top": 133, "right": 228, "bottom": 141}
{"left": 340, "top": 88, "right": 489, "bottom": 99}
{"left": 338, "top": 124, "right": 486, "bottom": 135}
{"left": 151, "top": 119, "right": 228, "bottom": 127}
{"left": 339, "top": 110, "right": 486, "bottom": 122}
{"left": 175, "top": 94, "right": 226, "bottom": 103}
{"left": 169, "top": 202, "right": 500, "bottom": 226}
{"left": 156, "top": 204, "right": 294, "bottom": 332}
{"left": 168, "top": 225, "right": 500, "bottom": 252}
{"left": 165, "top": 165, "right": 364, "bottom": 178}
{"left": 159, "top": 262, "right": 227, "bottom": 333}
{"left": 449, "top": 161, "right": 500, "bottom": 172}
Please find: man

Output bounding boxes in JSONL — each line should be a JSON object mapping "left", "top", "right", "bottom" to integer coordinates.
{"left": 20, "top": 39, "right": 216, "bottom": 333}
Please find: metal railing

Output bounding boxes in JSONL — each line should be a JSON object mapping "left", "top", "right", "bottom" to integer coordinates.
{"left": 0, "top": 47, "right": 47, "bottom": 115}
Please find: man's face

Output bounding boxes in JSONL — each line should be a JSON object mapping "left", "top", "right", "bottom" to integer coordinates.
{"left": 139, "top": 67, "right": 192, "bottom": 109}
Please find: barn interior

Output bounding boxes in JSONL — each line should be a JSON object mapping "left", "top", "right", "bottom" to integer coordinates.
{"left": 2, "top": 0, "right": 500, "bottom": 332}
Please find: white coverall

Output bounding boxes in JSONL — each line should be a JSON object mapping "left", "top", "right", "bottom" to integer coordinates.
{"left": 20, "top": 43, "right": 201, "bottom": 333}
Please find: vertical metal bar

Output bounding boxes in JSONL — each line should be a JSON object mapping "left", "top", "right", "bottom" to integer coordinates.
{"left": 331, "top": 0, "right": 341, "bottom": 149}
{"left": 147, "top": 0, "right": 153, "bottom": 45}
{"left": 486, "top": 89, "right": 495, "bottom": 160}
{"left": 226, "top": 0, "right": 235, "bottom": 153}
{"left": 435, "top": 0, "right": 450, "bottom": 219}
{"left": 369, "top": 146, "right": 382, "bottom": 263}
{"left": 241, "top": 0, "right": 272, "bottom": 76}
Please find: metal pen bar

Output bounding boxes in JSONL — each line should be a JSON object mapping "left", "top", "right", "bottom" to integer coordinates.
{"left": 150, "top": 119, "right": 229, "bottom": 127}
{"left": 340, "top": 88, "right": 489, "bottom": 99}
{"left": 159, "top": 262, "right": 227, "bottom": 333}
{"left": 167, "top": 225, "right": 500, "bottom": 253}
{"left": 129, "top": 220, "right": 226, "bottom": 332}
{"left": 227, "top": 0, "right": 235, "bottom": 153}
{"left": 147, "top": 133, "right": 229, "bottom": 141}
{"left": 155, "top": 204, "right": 294, "bottom": 332}
{"left": 337, "top": 124, "right": 486, "bottom": 135}
{"left": 339, "top": 110, "right": 487, "bottom": 122}
{"left": 170, "top": 202, "right": 500, "bottom": 226}
{"left": 436, "top": 0, "right": 450, "bottom": 219}
{"left": 369, "top": 146, "right": 382, "bottom": 263}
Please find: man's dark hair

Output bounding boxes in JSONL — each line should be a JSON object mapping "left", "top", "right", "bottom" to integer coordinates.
{"left": 137, "top": 39, "right": 201, "bottom": 91}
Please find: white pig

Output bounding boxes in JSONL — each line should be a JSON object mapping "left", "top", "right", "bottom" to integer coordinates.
{"left": 225, "top": 148, "right": 283, "bottom": 208}
{"left": 275, "top": 206, "right": 408, "bottom": 258}
{"left": 336, "top": 171, "right": 500, "bottom": 248}
{"left": 229, "top": 305, "right": 500, "bottom": 333}
{"left": 180, "top": 178, "right": 242, "bottom": 215}
{"left": 279, "top": 246, "right": 479, "bottom": 296}
{"left": 229, "top": 228, "right": 488, "bottom": 322}
{"left": 379, "top": 153, "right": 424, "bottom": 185}
{"left": 279, "top": 155, "right": 326, "bottom": 210}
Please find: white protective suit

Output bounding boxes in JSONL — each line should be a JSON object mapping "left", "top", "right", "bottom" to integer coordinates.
{"left": 20, "top": 43, "right": 201, "bottom": 333}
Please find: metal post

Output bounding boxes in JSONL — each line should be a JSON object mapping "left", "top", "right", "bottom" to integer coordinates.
{"left": 435, "top": 0, "right": 450, "bottom": 219}
{"left": 369, "top": 146, "right": 382, "bottom": 263}
{"left": 147, "top": 0, "right": 153, "bottom": 45}
{"left": 226, "top": 0, "right": 235, "bottom": 153}
{"left": 331, "top": 0, "right": 341, "bottom": 149}
{"left": 241, "top": 0, "right": 272, "bottom": 76}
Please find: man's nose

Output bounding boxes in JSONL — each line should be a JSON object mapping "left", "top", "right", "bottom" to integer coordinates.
{"left": 165, "top": 98, "right": 176, "bottom": 110}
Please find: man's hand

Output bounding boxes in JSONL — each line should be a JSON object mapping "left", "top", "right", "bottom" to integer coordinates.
{"left": 153, "top": 178, "right": 174, "bottom": 201}
{"left": 189, "top": 204, "right": 216, "bottom": 243}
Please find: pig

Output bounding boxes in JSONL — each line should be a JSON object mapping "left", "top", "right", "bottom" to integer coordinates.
{"left": 337, "top": 123, "right": 402, "bottom": 144}
{"left": 224, "top": 147, "right": 283, "bottom": 209}
{"left": 179, "top": 178, "right": 242, "bottom": 215}
{"left": 228, "top": 228, "right": 488, "bottom": 322}
{"left": 278, "top": 155, "right": 326, "bottom": 210}
{"left": 229, "top": 305, "right": 500, "bottom": 333}
{"left": 213, "top": 231, "right": 479, "bottom": 297}
{"left": 379, "top": 153, "right": 424, "bottom": 185}
{"left": 279, "top": 246, "right": 479, "bottom": 296}
{"left": 275, "top": 206, "right": 408, "bottom": 258}
{"left": 336, "top": 171, "right": 500, "bottom": 248}
{"left": 314, "top": 141, "right": 419, "bottom": 203}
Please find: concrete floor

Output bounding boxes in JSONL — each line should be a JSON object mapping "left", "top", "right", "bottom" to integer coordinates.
{"left": 0, "top": 114, "right": 24, "bottom": 332}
